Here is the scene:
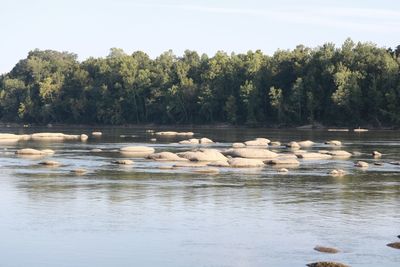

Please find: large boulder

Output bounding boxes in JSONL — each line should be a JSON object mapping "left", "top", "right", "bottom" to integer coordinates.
{"left": 178, "top": 149, "right": 227, "bottom": 162}
{"left": 120, "top": 146, "right": 155, "bottom": 157}
{"left": 228, "top": 158, "right": 265, "bottom": 168}
{"left": 244, "top": 138, "right": 270, "bottom": 146}
{"left": 228, "top": 148, "right": 278, "bottom": 159}
{"left": 297, "top": 153, "right": 332, "bottom": 160}
{"left": 147, "top": 152, "right": 188, "bottom": 161}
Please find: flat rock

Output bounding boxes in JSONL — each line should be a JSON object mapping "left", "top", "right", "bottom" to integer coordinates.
{"left": 244, "top": 138, "right": 270, "bottom": 146}
{"left": 297, "top": 153, "right": 332, "bottom": 160}
{"left": 228, "top": 148, "right": 278, "bottom": 159}
{"left": 148, "top": 152, "right": 188, "bottom": 161}
{"left": 387, "top": 242, "right": 400, "bottom": 249}
{"left": 307, "top": 262, "right": 349, "bottom": 267}
{"left": 112, "top": 160, "right": 134, "bottom": 165}
{"left": 327, "top": 150, "right": 352, "bottom": 159}
{"left": 265, "top": 158, "right": 300, "bottom": 166}
{"left": 314, "top": 245, "right": 340, "bottom": 254}
{"left": 208, "top": 160, "right": 230, "bottom": 167}
{"left": 192, "top": 167, "right": 220, "bottom": 174}
{"left": 178, "top": 149, "right": 227, "bottom": 161}
{"left": 120, "top": 146, "right": 155, "bottom": 157}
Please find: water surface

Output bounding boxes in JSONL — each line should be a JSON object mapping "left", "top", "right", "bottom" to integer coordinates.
{"left": 0, "top": 126, "right": 399, "bottom": 267}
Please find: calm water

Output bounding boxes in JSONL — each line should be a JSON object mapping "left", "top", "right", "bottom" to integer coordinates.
{"left": 0, "top": 126, "right": 399, "bottom": 267}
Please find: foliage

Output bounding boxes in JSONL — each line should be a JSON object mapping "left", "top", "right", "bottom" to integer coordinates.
{"left": 1, "top": 40, "right": 400, "bottom": 126}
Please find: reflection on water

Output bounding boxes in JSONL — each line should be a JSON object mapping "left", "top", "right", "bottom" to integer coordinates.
{"left": 0, "top": 126, "right": 399, "bottom": 267}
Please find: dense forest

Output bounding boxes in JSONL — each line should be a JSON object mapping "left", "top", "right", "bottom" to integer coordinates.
{"left": 1, "top": 39, "right": 400, "bottom": 127}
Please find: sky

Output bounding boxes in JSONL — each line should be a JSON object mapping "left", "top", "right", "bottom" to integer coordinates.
{"left": 1, "top": 0, "right": 400, "bottom": 73}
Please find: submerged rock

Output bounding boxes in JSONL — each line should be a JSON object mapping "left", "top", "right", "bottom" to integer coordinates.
{"left": 112, "top": 159, "right": 134, "bottom": 165}
{"left": 71, "top": 168, "right": 88, "bottom": 175}
{"left": 193, "top": 167, "right": 220, "bottom": 174}
{"left": 297, "top": 153, "right": 332, "bottom": 160}
{"left": 38, "top": 160, "right": 61, "bottom": 166}
{"left": 314, "top": 245, "right": 340, "bottom": 254}
{"left": 173, "top": 162, "right": 209, "bottom": 168}
{"left": 329, "top": 169, "right": 346, "bottom": 177}
{"left": 307, "top": 262, "right": 349, "bottom": 267}
{"left": 228, "top": 158, "right": 265, "bottom": 168}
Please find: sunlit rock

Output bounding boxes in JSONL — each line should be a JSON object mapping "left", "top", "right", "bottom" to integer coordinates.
{"left": 227, "top": 148, "right": 278, "bottom": 159}
{"left": 327, "top": 150, "right": 352, "bottom": 159}
{"left": 328, "top": 169, "right": 346, "bottom": 177}
{"left": 265, "top": 158, "right": 300, "bottom": 166}
{"left": 355, "top": 161, "right": 369, "bottom": 168}
{"left": 148, "top": 152, "right": 188, "bottom": 161}
{"left": 244, "top": 138, "right": 270, "bottom": 146}
{"left": 325, "top": 140, "right": 342, "bottom": 146}
{"left": 232, "top": 142, "right": 246, "bottom": 148}
{"left": 92, "top": 132, "right": 102, "bottom": 136}
{"left": 297, "top": 153, "right": 332, "bottom": 160}
{"left": 120, "top": 146, "right": 155, "bottom": 157}
{"left": 178, "top": 149, "right": 227, "bottom": 161}
{"left": 298, "top": 140, "right": 315, "bottom": 147}
{"left": 372, "top": 151, "right": 382, "bottom": 158}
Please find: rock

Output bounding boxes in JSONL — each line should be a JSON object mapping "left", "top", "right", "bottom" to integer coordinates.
{"left": 207, "top": 160, "right": 230, "bottom": 167}
{"left": 387, "top": 242, "right": 400, "bottom": 249}
{"left": 155, "top": 131, "right": 194, "bottom": 136}
{"left": 147, "top": 152, "right": 188, "bottom": 161}
{"left": 298, "top": 140, "right": 315, "bottom": 147}
{"left": 193, "top": 167, "right": 220, "bottom": 174}
{"left": 179, "top": 140, "right": 192, "bottom": 144}
{"left": 307, "top": 262, "right": 349, "bottom": 267}
{"left": 244, "top": 138, "right": 270, "bottom": 146}
{"left": 232, "top": 142, "right": 246, "bottom": 148}
{"left": 329, "top": 169, "right": 346, "bottom": 177}
{"left": 16, "top": 148, "right": 54, "bottom": 155}
{"left": 265, "top": 158, "right": 300, "bottom": 166}
{"left": 90, "top": 148, "right": 102, "bottom": 153}
{"left": 318, "top": 150, "right": 330, "bottom": 154}
{"left": 278, "top": 168, "right": 289, "bottom": 173}
{"left": 314, "top": 245, "right": 340, "bottom": 253}
{"left": 269, "top": 141, "right": 281, "bottom": 147}
{"left": 179, "top": 138, "right": 199, "bottom": 144}
{"left": 146, "top": 129, "right": 155, "bottom": 133}
{"left": 112, "top": 159, "right": 134, "bottom": 165}
{"left": 297, "top": 153, "right": 332, "bottom": 160}
{"left": 354, "top": 128, "right": 368, "bottom": 132}
{"left": 293, "top": 150, "right": 308, "bottom": 156}
{"left": 178, "top": 149, "right": 227, "bottom": 162}
{"left": 374, "top": 162, "right": 384, "bottom": 166}
{"left": 277, "top": 154, "right": 298, "bottom": 159}
{"left": 71, "top": 168, "right": 87, "bottom": 175}
{"left": 325, "top": 140, "right": 342, "bottom": 146}
{"left": 200, "top": 137, "right": 214, "bottom": 144}
{"left": 158, "top": 166, "right": 174, "bottom": 170}
{"left": 120, "top": 146, "right": 155, "bottom": 157}
{"left": 372, "top": 151, "right": 382, "bottom": 158}
{"left": 328, "top": 129, "right": 349, "bottom": 132}
{"left": 31, "top": 132, "right": 81, "bottom": 141}
{"left": 355, "top": 161, "right": 369, "bottom": 168}
{"left": 38, "top": 160, "right": 61, "bottom": 166}
{"left": 92, "top": 132, "right": 102, "bottom": 136}
{"left": 150, "top": 138, "right": 157, "bottom": 142}
{"left": 286, "top": 141, "right": 301, "bottom": 149}
{"left": 389, "top": 161, "right": 400, "bottom": 165}
{"left": 228, "top": 158, "right": 265, "bottom": 168}
{"left": 227, "top": 148, "right": 278, "bottom": 159}
{"left": 80, "top": 134, "right": 88, "bottom": 141}
{"left": 327, "top": 150, "right": 352, "bottom": 159}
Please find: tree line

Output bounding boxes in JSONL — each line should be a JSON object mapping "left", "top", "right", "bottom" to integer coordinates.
{"left": 1, "top": 39, "right": 400, "bottom": 126}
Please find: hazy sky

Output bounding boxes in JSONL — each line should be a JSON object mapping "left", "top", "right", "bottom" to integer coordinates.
{"left": 1, "top": 0, "right": 400, "bottom": 73}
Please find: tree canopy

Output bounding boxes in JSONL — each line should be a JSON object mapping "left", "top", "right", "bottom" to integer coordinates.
{"left": 1, "top": 40, "right": 400, "bottom": 126}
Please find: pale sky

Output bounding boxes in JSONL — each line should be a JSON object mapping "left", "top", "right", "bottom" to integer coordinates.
{"left": 1, "top": 0, "right": 400, "bottom": 74}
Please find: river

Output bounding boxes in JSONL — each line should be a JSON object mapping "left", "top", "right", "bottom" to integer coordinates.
{"left": 0, "top": 126, "right": 399, "bottom": 267}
